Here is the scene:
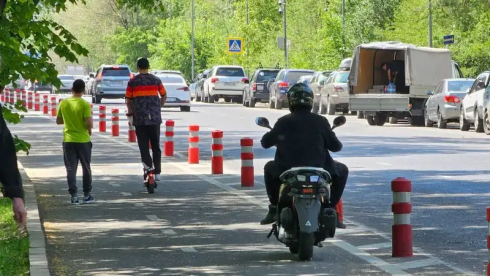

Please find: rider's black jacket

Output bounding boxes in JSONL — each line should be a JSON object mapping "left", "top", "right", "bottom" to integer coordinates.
{"left": 260, "top": 109, "right": 343, "bottom": 178}
{"left": 0, "top": 103, "right": 24, "bottom": 199}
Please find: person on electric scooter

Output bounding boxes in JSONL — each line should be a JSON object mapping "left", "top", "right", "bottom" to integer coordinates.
{"left": 260, "top": 83, "right": 348, "bottom": 229}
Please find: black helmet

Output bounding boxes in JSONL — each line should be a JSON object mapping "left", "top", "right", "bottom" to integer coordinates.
{"left": 287, "top": 83, "right": 314, "bottom": 111}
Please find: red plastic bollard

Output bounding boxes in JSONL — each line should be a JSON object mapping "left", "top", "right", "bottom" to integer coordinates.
{"left": 42, "top": 95, "right": 48, "bottom": 114}
{"left": 336, "top": 199, "right": 344, "bottom": 223}
{"left": 10, "top": 90, "right": 15, "bottom": 104}
{"left": 90, "top": 104, "right": 93, "bottom": 115}
{"left": 240, "top": 138, "right": 254, "bottom": 187}
{"left": 50, "top": 97, "right": 57, "bottom": 117}
{"left": 99, "top": 106, "right": 106, "bottom": 132}
{"left": 111, "top": 108, "right": 119, "bottom": 136}
{"left": 3, "top": 88, "right": 8, "bottom": 103}
{"left": 211, "top": 130, "right": 224, "bottom": 174}
{"left": 27, "top": 91, "right": 33, "bottom": 110}
{"left": 487, "top": 208, "right": 490, "bottom": 276}
{"left": 391, "top": 177, "right": 413, "bottom": 257}
{"left": 164, "top": 120, "right": 175, "bottom": 156}
{"left": 188, "top": 125, "right": 200, "bottom": 164}
{"left": 0, "top": 88, "right": 5, "bottom": 103}
{"left": 21, "top": 90, "right": 26, "bottom": 107}
{"left": 34, "top": 93, "right": 40, "bottom": 111}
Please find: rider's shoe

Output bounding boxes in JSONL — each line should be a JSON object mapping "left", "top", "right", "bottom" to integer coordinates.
{"left": 260, "top": 204, "right": 278, "bottom": 225}
{"left": 155, "top": 174, "right": 161, "bottom": 182}
{"left": 337, "top": 220, "right": 347, "bottom": 229}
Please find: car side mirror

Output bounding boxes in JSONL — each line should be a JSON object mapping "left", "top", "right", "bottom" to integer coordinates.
{"left": 203, "top": 74, "right": 208, "bottom": 78}
{"left": 255, "top": 117, "right": 271, "bottom": 129}
{"left": 332, "top": 116, "right": 346, "bottom": 128}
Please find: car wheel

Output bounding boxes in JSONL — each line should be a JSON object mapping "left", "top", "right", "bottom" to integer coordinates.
{"left": 180, "top": 106, "right": 191, "bottom": 112}
{"left": 484, "top": 109, "right": 490, "bottom": 135}
{"left": 424, "top": 107, "right": 434, "bottom": 127}
{"left": 459, "top": 109, "right": 470, "bottom": 131}
{"left": 249, "top": 98, "right": 256, "bottom": 108}
{"left": 436, "top": 109, "right": 447, "bottom": 129}
{"left": 475, "top": 110, "right": 484, "bottom": 133}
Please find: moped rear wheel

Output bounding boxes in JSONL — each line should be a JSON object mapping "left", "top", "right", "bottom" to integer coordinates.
{"left": 298, "top": 232, "right": 315, "bottom": 261}
{"left": 288, "top": 243, "right": 299, "bottom": 254}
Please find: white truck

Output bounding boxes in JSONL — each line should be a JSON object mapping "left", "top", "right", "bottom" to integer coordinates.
{"left": 347, "top": 41, "right": 464, "bottom": 126}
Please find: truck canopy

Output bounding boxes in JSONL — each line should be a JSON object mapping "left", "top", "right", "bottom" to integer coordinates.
{"left": 348, "top": 41, "right": 453, "bottom": 92}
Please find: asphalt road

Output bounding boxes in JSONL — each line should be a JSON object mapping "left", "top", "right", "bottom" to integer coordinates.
{"left": 8, "top": 96, "right": 490, "bottom": 275}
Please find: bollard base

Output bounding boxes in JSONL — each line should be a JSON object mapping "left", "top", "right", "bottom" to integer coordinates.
{"left": 392, "top": 224, "right": 413, "bottom": 257}
{"left": 188, "top": 147, "right": 199, "bottom": 164}
{"left": 241, "top": 166, "right": 254, "bottom": 187}
{"left": 99, "top": 122, "right": 107, "bottom": 133}
{"left": 211, "top": 156, "right": 223, "bottom": 174}
{"left": 43, "top": 107, "right": 48, "bottom": 114}
{"left": 164, "top": 141, "right": 174, "bottom": 156}
{"left": 111, "top": 126, "right": 120, "bottom": 137}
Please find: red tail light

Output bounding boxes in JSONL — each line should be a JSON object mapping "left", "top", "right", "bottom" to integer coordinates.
{"left": 444, "top": 95, "right": 460, "bottom": 103}
{"left": 279, "top": 81, "right": 289, "bottom": 88}
{"left": 252, "top": 83, "right": 257, "bottom": 91}
{"left": 112, "top": 66, "right": 120, "bottom": 69}
{"left": 334, "top": 85, "right": 344, "bottom": 92}
{"left": 211, "top": 77, "right": 219, "bottom": 83}
{"left": 241, "top": 78, "right": 248, "bottom": 83}
{"left": 177, "top": 87, "right": 190, "bottom": 91}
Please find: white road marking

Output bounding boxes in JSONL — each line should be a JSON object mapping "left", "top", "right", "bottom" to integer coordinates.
{"left": 180, "top": 247, "right": 198, "bottom": 253}
{"left": 109, "top": 183, "right": 121, "bottom": 187}
{"left": 35, "top": 113, "right": 478, "bottom": 276}
{"left": 397, "top": 258, "right": 443, "bottom": 269}
{"left": 376, "top": 162, "right": 392, "bottom": 166}
{"left": 134, "top": 203, "right": 144, "bottom": 207}
{"left": 146, "top": 215, "right": 158, "bottom": 220}
{"left": 357, "top": 242, "right": 392, "bottom": 251}
{"left": 120, "top": 192, "right": 131, "bottom": 196}
{"left": 161, "top": 229, "right": 177, "bottom": 235}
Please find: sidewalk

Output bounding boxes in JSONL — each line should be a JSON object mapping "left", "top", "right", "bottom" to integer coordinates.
{"left": 10, "top": 114, "right": 399, "bottom": 276}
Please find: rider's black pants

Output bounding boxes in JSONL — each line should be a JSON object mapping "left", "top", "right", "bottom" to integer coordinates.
{"left": 264, "top": 160, "right": 348, "bottom": 208}
{"left": 135, "top": 124, "right": 162, "bottom": 175}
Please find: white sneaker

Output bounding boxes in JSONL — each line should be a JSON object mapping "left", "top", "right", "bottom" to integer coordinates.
{"left": 155, "top": 174, "right": 161, "bottom": 181}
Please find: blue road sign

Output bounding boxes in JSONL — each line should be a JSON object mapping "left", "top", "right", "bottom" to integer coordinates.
{"left": 227, "top": 37, "right": 243, "bottom": 54}
{"left": 443, "top": 35, "right": 454, "bottom": 45}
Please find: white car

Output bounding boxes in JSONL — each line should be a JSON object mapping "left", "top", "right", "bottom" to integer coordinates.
{"left": 202, "top": 65, "right": 248, "bottom": 103}
{"left": 156, "top": 73, "right": 191, "bottom": 112}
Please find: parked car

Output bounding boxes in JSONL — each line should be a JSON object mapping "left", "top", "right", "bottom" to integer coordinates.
{"left": 243, "top": 67, "right": 280, "bottom": 108}
{"left": 31, "top": 80, "right": 53, "bottom": 93}
{"left": 53, "top": 75, "right": 76, "bottom": 94}
{"left": 151, "top": 70, "right": 183, "bottom": 76}
{"left": 309, "top": 71, "right": 333, "bottom": 113}
{"left": 189, "top": 82, "right": 197, "bottom": 101}
{"left": 202, "top": 65, "right": 247, "bottom": 103}
{"left": 90, "top": 64, "right": 133, "bottom": 103}
{"left": 297, "top": 75, "right": 313, "bottom": 84}
{"left": 156, "top": 73, "right": 191, "bottom": 112}
{"left": 424, "top": 78, "right": 474, "bottom": 128}
{"left": 318, "top": 71, "right": 350, "bottom": 115}
{"left": 268, "top": 69, "right": 314, "bottom": 109}
{"left": 459, "top": 72, "right": 490, "bottom": 132}
{"left": 194, "top": 70, "right": 211, "bottom": 102}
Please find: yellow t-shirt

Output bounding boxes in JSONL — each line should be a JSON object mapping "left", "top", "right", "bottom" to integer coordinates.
{"left": 56, "top": 98, "right": 91, "bottom": 143}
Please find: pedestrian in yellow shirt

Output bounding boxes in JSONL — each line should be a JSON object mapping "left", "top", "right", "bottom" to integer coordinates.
{"left": 56, "top": 79, "right": 94, "bottom": 204}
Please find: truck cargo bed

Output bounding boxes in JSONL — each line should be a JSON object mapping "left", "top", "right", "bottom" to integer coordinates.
{"left": 349, "top": 94, "right": 410, "bottom": 112}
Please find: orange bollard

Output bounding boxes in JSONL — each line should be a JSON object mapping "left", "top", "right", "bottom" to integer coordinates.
{"left": 50, "top": 97, "right": 57, "bottom": 117}
{"left": 27, "top": 91, "right": 33, "bottom": 110}
{"left": 111, "top": 108, "right": 119, "bottom": 136}
{"left": 164, "top": 120, "right": 175, "bottom": 156}
{"left": 188, "top": 125, "right": 199, "bottom": 164}
{"left": 21, "top": 90, "right": 26, "bottom": 107}
{"left": 99, "top": 106, "right": 106, "bottom": 132}
{"left": 240, "top": 137, "right": 254, "bottom": 187}
{"left": 211, "top": 130, "right": 223, "bottom": 174}
{"left": 392, "top": 177, "right": 413, "bottom": 257}
{"left": 34, "top": 93, "right": 40, "bottom": 111}
{"left": 0, "top": 88, "right": 5, "bottom": 103}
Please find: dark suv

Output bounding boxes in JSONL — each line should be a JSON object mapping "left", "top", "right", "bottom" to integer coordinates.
{"left": 243, "top": 64, "right": 280, "bottom": 108}
{"left": 268, "top": 69, "right": 315, "bottom": 109}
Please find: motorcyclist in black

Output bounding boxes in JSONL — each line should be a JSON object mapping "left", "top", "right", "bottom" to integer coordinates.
{"left": 259, "top": 83, "right": 348, "bottom": 228}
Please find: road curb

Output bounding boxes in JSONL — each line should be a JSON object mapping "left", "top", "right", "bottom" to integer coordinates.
{"left": 18, "top": 161, "right": 50, "bottom": 276}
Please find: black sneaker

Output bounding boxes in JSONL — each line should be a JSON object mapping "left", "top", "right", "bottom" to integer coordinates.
{"left": 83, "top": 195, "right": 94, "bottom": 204}
{"left": 71, "top": 196, "right": 80, "bottom": 205}
{"left": 260, "top": 204, "right": 278, "bottom": 225}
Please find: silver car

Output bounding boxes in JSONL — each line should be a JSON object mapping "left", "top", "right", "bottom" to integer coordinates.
{"left": 424, "top": 78, "right": 475, "bottom": 128}
{"left": 91, "top": 65, "right": 132, "bottom": 104}
{"left": 54, "top": 75, "right": 76, "bottom": 93}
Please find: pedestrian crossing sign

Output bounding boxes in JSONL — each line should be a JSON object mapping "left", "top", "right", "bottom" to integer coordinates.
{"left": 227, "top": 37, "right": 243, "bottom": 54}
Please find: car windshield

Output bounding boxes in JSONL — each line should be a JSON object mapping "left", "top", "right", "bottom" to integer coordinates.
{"left": 59, "top": 75, "right": 75, "bottom": 80}
{"left": 447, "top": 80, "right": 474, "bottom": 92}
{"left": 256, "top": 70, "right": 279, "bottom": 82}
{"left": 334, "top": 72, "right": 349, "bottom": 83}
{"left": 216, "top": 67, "right": 245, "bottom": 77}
{"left": 285, "top": 71, "right": 313, "bottom": 83}
{"left": 158, "top": 75, "right": 185, "bottom": 84}
{"left": 102, "top": 67, "right": 130, "bottom": 77}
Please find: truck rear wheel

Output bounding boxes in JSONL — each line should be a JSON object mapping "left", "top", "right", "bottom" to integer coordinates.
{"left": 367, "top": 116, "right": 375, "bottom": 126}
{"left": 389, "top": 117, "right": 398, "bottom": 124}
{"left": 374, "top": 114, "right": 386, "bottom": 126}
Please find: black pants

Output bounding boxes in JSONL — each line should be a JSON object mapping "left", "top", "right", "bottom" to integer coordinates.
{"left": 63, "top": 142, "right": 92, "bottom": 195}
{"left": 264, "top": 160, "right": 348, "bottom": 207}
{"left": 135, "top": 124, "right": 161, "bottom": 174}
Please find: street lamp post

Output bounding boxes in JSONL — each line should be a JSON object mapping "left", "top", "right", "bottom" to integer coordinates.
{"left": 342, "top": 0, "right": 345, "bottom": 45}
{"left": 191, "top": 0, "right": 195, "bottom": 80}
{"left": 246, "top": 0, "right": 249, "bottom": 75}
{"left": 279, "top": 0, "right": 288, "bottom": 68}
{"left": 428, "top": 0, "right": 433, "bottom": 47}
